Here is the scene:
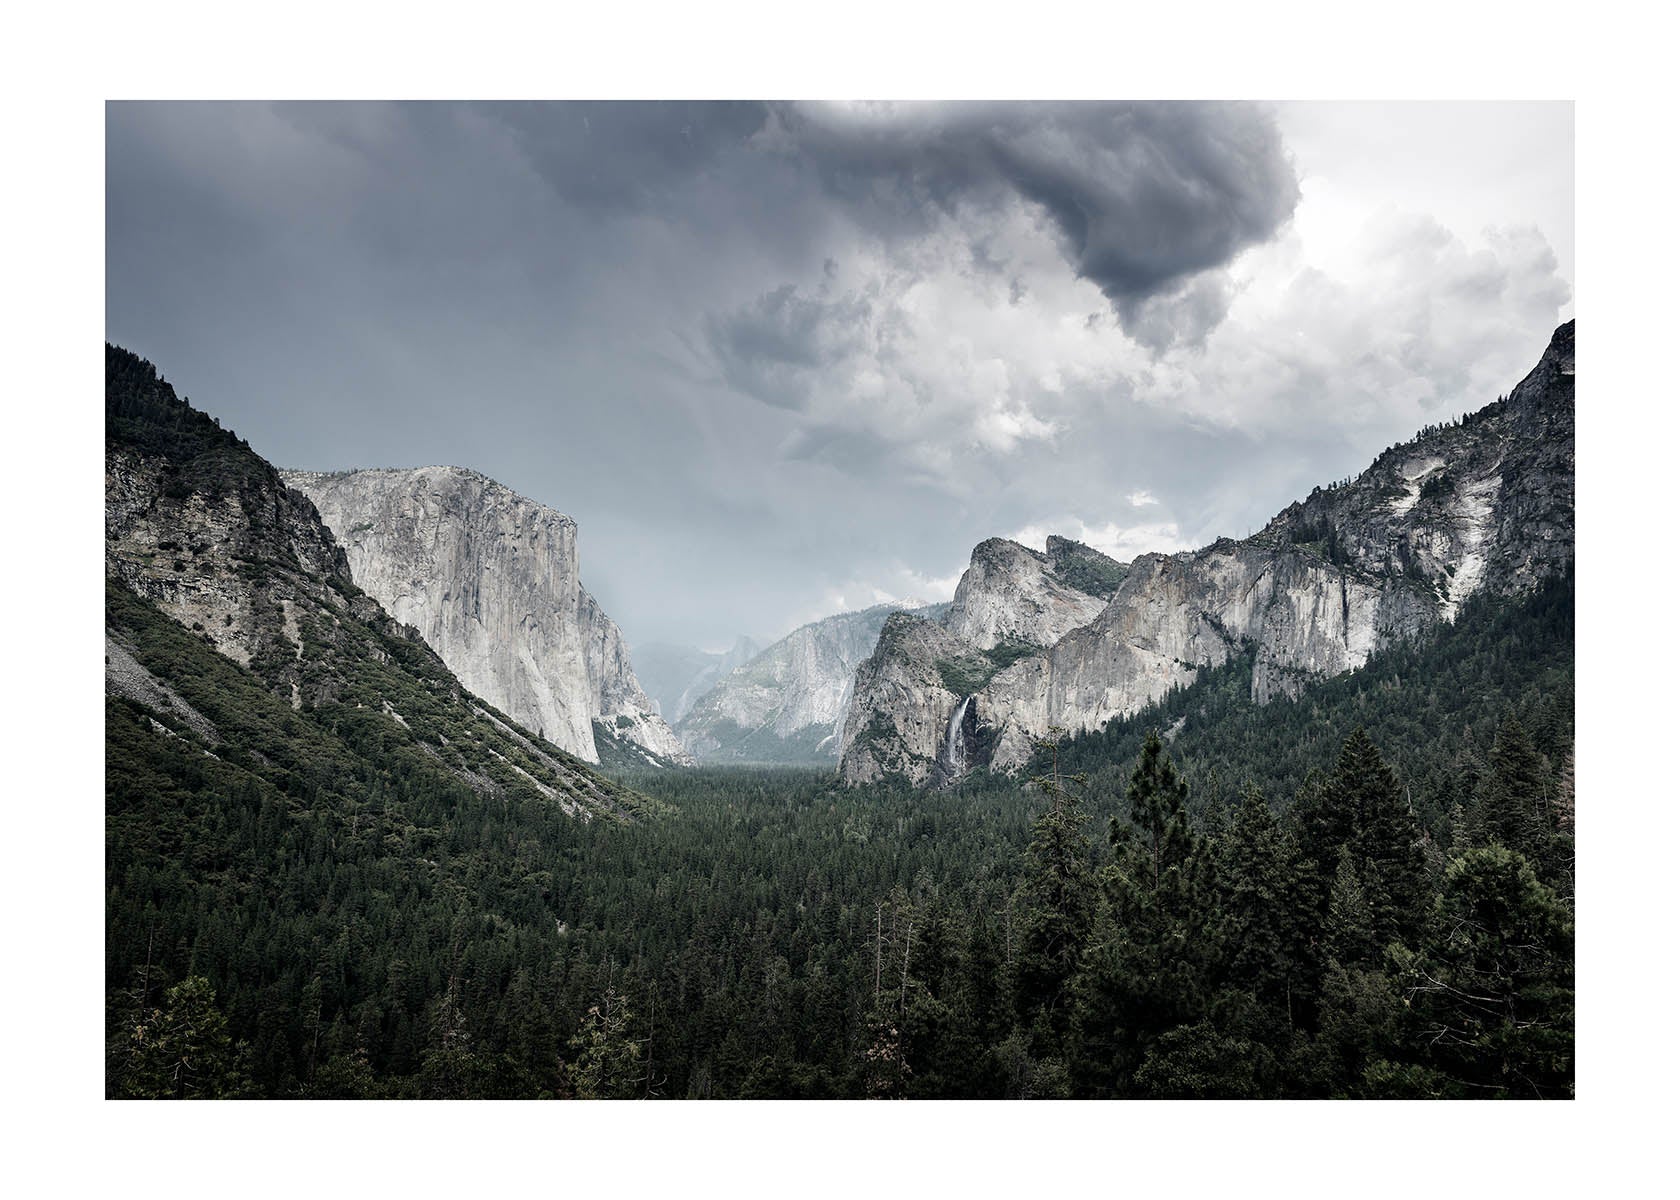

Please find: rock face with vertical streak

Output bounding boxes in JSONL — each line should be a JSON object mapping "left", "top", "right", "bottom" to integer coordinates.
{"left": 836, "top": 612, "right": 988, "bottom": 786}
{"left": 839, "top": 321, "right": 1576, "bottom": 784}
{"left": 282, "top": 466, "right": 691, "bottom": 766}
{"left": 976, "top": 540, "right": 1443, "bottom": 770}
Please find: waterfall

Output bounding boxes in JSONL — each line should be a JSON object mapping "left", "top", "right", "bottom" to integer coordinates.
{"left": 944, "top": 696, "right": 972, "bottom": 774}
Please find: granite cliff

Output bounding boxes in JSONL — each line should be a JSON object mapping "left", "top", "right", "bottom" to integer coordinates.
{"left": 944, "top": 536, "right": 1123, "bottom": 650}
{"left": 282, "top": 467, "right": 690, "bottom": 767}
{"left": 839, "top": 321, "right": 1576, "bottom": 785}
{"left": 106, "top": 344, "right": 644, "bottom": 818}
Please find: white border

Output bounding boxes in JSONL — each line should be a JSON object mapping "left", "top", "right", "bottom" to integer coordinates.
{"left": 6, "top": 1, "right": 1671, "bottom": 1195}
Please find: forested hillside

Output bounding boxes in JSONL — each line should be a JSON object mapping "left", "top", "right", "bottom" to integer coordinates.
{"left": 105, "top": 347, "right": 660, "bottom": 1097}
{"left": 109, "top": 560, "right": 1572, "bottom": 1098}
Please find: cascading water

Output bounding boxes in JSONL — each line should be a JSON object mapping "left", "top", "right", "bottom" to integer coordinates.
{"left": 944, "top": 695, "right": 972, "bottom": 775}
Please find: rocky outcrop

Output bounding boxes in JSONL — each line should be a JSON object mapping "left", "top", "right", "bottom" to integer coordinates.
{"left": 839, "top": 321, "right": 1576, "bottom": 783}
{"left": 106, "top": 343, "right": 641, "bottom": 818}
{"left": 833, "top": 535, "right": 1121, "bottom": 782}
{"left": 105, "top": 631, "right": 221, "bottom": 743}
{"left": 679, "top": 602, "right": 946, "bottom": 763}
{"left": 106, "top": 348, "right": 367, "bottom": 704}
{"left": 943, "top": 536, "right": 1121, "bottom": 650}
{"left": 1253, "top": 320, "right": 1575, "bottom": 622}
{"left": 836, "top": 613, "right": 993, "bottom": 786}
{"left": 978, "top": 541, "right": 1439, "bottom": 768}
{"left": 283, "top": 466, "right": 690, "bottom": 766}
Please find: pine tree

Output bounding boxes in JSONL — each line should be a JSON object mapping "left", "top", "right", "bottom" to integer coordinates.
{"left": 1533, "top": 692, "right": 1573, "bottom": 765}
{"left": 1070, "top": 732, "right": 1211, "bottom": 1095}
{"left": 1395, "top": 847, "right": 1574, "bottom": 1098}
{"left": 1211, "top": 784, "right": 1316, "bottom": 1018}
{"left": 1554, "top": 749, "right": 1575, "bottom": 835}
{"left": 862, "top": 1010, "right": 911, "bottom": 1099}
{"left": 1300, "top": 729, "right": 1428, "bottom": 949}
{"left": 561, "top": 985, "right": 651, "bottom": 1100}
{"left": 1116, "top": 730, "right": 1195, "bottom": 893}
{"left": 418, "top": 980, "right": 493, "bottom": 1099}
{"left": 1479, "top": 715, "right": 1551, "bottom": 863}
{"left": 1353, "top": 773, "right": 1429, "bottom": 951}
{"left": 1324, "top": 847, "right": 1377, "bottom": 965}
{"left": 113, "top": 975, "right": 249, "bottom": 1099}
{"left": 1010, "top": 735, "right": 1097, "bottom": 1040}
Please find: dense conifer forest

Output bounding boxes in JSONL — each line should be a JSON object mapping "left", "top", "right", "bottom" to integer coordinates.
{"left": 107, "top": 567, "right": 1572, "bottom": 1099}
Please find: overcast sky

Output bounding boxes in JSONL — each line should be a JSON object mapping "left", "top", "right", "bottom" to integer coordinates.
{"left": 106, "top": 101, "right": 1572, "bottom": 650}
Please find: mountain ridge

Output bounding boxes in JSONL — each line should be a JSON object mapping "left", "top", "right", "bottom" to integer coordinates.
{"left": 105, "top": 343, "right": 647, "bottom": 817}
{"left": 838, "top": 320, "right": 1575, "bottom": 786}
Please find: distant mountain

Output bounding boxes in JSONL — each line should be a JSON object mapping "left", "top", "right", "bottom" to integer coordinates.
{"left": 840, "top": 321, "right": 1575, "bottom": 786}
{"left": 677, "top": 601, "right": 949, "bottom": 764}
{"left": 282, "top": 467, "right": 691, "bottom": 768}
{"left": 633, "top": 637, "right": 760, "bottom": 724}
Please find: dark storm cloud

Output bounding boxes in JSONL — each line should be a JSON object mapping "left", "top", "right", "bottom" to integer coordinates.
{"left": 762, "top": 101, "right": 1300, "bottom": 316}
{"left": 477, "top": 101, "right": 773, "bottom": 215}
{"left": 470, "top": 100, "right": 1299, "bottom": 334}
{"left": 1121, "top": 271, "right": 1238, "bottom": 352}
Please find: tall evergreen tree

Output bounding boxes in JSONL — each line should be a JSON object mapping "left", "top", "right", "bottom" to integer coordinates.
{"left": 1115, "top": 730, "right": 1195, "bottom": 893}
{"left": 1324, "top": 847, "right": 1377, "bottom": 966}
{"left": 1394, "top": 847, "right": 1574, "bottom": 1098}
{"left": 112, "top": 976, "right": 249, "bottom": 1100}
{"left": 1300, "top": 729, "right": 1428, "bottom": 949}
{"left": 1010, "top": 737, "right": 1097, "bottom": 1042}
{"left": 1211, "top": 784, "right": 1317, "bottom": 1018}
{"left": 1479, "top": 715, "right": 1552, "bottom": 864}
{"left": 561, "top": 985, "right": 652, "bottom": 1100}
{"left": 1071, "top": 732, "right": 1211, "bottom": 1096}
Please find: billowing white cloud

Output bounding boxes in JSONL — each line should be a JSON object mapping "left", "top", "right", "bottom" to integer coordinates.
{"left": 1143, "top": 211, "right": 1573, "bottom": 439}
{"left": 705, "top": 195, "right": 1570, "bottom": 493}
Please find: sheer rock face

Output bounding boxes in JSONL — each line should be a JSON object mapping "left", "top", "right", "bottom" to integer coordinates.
{"left": 106, "top": 345, "right": 639, "bottom": 818}
{"left": 836, "top": 613, "right": 980, "bottom": 786}
{"left": 283, "top": 466, "right": 690, "bottom": 766}
{"left": 1252, "top": 319, "right": 1575, "bottom": 622}
{"left": 979, "top": 543, "right": 1440, "bottom": 768}
{"left": 943, "top": 537, "right": 1119, "bottom": 650}
{"left": 841, "top": 321, "right": 1576, "bottom": 782}
{"left": 679, "top": 603, "right": 944, "bottom": 763}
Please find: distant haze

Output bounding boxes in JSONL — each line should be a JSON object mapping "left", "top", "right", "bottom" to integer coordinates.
{"left": 106, "top": 101, "right": 1573, "bottom": 649}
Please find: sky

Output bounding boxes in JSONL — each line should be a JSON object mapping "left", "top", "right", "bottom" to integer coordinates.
{"left": 106, "top": 100, "right": 1573, "bottom": 651}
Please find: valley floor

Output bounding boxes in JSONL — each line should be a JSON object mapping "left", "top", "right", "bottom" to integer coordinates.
{"left": 107, "top": 578, "right": 1573, "bottom": 1099}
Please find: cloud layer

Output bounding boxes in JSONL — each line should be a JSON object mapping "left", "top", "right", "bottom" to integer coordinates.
{"left": 105, "top": 101, "right": 1573, "bottom": 648}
